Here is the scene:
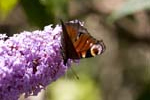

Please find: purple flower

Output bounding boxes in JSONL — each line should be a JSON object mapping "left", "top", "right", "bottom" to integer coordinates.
{"left": 0, "top": 24, "right": 70, "bottom": 100}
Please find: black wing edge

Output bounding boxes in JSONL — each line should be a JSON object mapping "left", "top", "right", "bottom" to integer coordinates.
{"left": 60, "top": 19, "right": 68, "bottom": 65}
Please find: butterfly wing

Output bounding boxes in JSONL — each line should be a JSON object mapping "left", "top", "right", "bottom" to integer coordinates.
{"left": 60, "top": 20, "right": 80, "bottom": 65}
{"left": 61, "top": 20, "right": 105, "bottom": 65}
{"left": 64, "top": 21, "right": 105, "bottom": 58}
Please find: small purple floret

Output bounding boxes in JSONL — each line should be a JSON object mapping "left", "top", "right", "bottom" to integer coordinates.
{"left": 0, "top": 24, "right": 71, "bottom": 100}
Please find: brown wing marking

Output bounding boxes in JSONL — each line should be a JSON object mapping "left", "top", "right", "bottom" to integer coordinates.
{"left": 65, "top": 25, "right": 78, "bottom": 42}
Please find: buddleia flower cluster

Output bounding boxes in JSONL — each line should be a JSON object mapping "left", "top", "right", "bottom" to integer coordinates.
{"left": 0, "top": 24, "right": 71, "bottom": 100}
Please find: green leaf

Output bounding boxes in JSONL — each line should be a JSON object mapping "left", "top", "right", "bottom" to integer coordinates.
{"left": 0, "top": 0, "right": 18, "bottom": 20}
{"left": 47, "top": 75, "right": 101, "bottom": 100}
{"left": 41, "top": 0, "right": 69, "bottom": 22}
{"left": 20, "top": 0, "right": 69, "bottom": 28}
{"left": 20, "top": 0, "right": 52, "bottom": 28}
{"left": 109, "top": 0, "right": 150, "bottom": 22}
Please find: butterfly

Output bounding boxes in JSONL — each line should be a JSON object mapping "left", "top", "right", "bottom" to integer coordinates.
{"left": 60, "top": 20, "right": 105, "bottom": 65}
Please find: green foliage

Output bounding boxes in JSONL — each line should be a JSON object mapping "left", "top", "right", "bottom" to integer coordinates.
{"left": 20, "top": 0, "right": 68, "bottom": 28}
{"left": 41, "top": 0, "right": 68, "bottom": 22}
{"left": 20, "top": 0, "right": 52, "bottom": 28}
{"left": 0, "top": 0, "right": 18, "bottom": 20}
{"left": 109, "top": 0, "right": 150, "bottom": 22}
{"left": 46, "top": 75, "right": 101, "bottom": 100}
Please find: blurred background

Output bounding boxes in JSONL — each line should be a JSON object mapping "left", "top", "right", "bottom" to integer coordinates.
{"left": 0, "top": 0, "right": 150, "bottom": 100}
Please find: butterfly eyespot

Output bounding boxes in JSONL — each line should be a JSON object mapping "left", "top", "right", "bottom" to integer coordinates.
{"left": 93, "top": 48, "right": 99, "bottom": 55}
{"left": 91, "top": 44, "right": 103, "bottom": 56}
{"left": 91, "top": 48, "right": 98, "bottom": 56}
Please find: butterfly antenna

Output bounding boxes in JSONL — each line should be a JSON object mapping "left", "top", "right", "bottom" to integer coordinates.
{"left": 70, "top": 67, "right": 79, "bottom": 80}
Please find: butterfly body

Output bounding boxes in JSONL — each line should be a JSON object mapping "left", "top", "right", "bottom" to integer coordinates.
{"left": 61, "top": 20, "right": 105, "bottom": 65}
